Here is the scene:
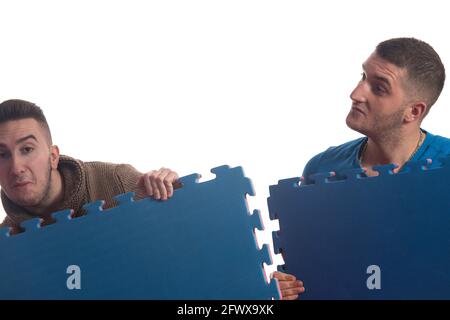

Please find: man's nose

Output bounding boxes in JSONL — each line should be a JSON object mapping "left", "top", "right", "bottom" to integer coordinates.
{"left": 350, "top": 81, "right": 368, "bottom": 104}
{"left": 10, "top": 155, "right": 26, "bottom": 176}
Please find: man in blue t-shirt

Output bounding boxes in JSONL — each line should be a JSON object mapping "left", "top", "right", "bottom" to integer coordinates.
{"left": 302, "top": 129, "right": 450, "bottom": 184}
{"left": 273, "top": 37, "right": 449, "bottom": 300}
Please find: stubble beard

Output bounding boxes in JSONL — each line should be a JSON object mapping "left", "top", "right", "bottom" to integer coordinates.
{"left": 17, "top": 159, "right": 53, "bottom": 209}
{"left": 346, "top": 107, "right": 405, "bottom": 143}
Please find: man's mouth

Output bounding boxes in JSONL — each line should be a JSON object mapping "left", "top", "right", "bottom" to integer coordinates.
{"left": 351, "top": 106, "right": 365, "bottom": 114}
{"left": 13, "top": 181, "right": 33, "bottom": 188}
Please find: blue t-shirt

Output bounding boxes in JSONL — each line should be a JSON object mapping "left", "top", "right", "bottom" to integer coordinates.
{"left": 302, "top": 130, "right": 450, "bottom": 184}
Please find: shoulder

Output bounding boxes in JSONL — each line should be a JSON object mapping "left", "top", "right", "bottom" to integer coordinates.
{"left": 302, "top": 137, "right": 365, "bottom": 182}
{"left": 427, "top": 132, "right": 450, "bottom": 152}
{"left": 58, "top": 155, "right": 123, "bottom": 183}
{"left": 59, "top": 154, "right": 142, "bottom": 193}
{"left": 71, "top": 156, "right": 140, "bottom": 178}
{"left": 417, "top": 131, "right": 450, "bottom": 160}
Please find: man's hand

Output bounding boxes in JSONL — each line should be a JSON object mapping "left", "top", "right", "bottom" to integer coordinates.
{"left": 137, "top": 167, "right": 181, "bottom": 201}
{"left": 272, "top": 271, "right": 305, "bottom": 300}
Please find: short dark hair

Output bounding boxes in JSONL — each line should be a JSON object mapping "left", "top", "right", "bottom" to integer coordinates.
{"left": 0, "top": 99, "right": 53, "bottom": 144}
{"left": 376, "top": 37, "right": 446, "bottom": 112}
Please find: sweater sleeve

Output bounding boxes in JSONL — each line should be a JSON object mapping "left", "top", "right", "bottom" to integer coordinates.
{"left": 114, "top": 164, "right": 147, "bottom": 200}
{"left": 0, "top": 216, "right": 14, "bottom": 229}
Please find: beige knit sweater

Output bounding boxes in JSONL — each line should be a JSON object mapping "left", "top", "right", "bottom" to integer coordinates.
{"left": 0, "top": 155, "right": 146, "bottom": 234}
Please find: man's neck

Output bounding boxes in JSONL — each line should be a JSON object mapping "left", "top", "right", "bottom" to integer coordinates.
{"left": 361, "top": 127, "right": 424, "bottom": 174}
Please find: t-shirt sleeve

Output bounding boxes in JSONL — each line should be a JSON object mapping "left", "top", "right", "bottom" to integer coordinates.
{"left": 301, "top": 151, "right": 325, "bottom": 185}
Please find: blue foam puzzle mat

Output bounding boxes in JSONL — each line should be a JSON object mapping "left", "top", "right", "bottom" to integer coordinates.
{"left": 0, "top": 165, "right": 280, "bottom": 300}
{"left": 268, "top": 157, "right": 450, "bottom": 299}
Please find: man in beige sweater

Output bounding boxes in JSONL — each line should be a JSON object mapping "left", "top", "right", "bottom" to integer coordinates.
{"left": 0, "top": 99, "right": 180, "bottom": 235}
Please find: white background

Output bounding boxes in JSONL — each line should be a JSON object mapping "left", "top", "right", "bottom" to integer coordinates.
{"left": 1, "top": 0, "right": 450, "bottom": 279}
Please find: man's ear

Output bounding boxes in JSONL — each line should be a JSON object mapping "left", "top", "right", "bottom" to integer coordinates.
{"left": 404, "top": 101, "right": 427, "bottom": 123}
{"left": 50, "top": 145, "right": 60, "bottom": 170}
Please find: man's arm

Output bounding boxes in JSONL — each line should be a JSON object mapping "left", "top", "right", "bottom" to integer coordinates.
{"left": 115, "top": 164, "right": 181, "bottom": 201}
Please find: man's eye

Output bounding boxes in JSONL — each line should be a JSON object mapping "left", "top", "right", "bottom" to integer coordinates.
{"left": 0, "top": 150, "right": 10, "bottom": 159}
{"left": 22, "top": 147, "right": 34, "bottom": 154}
{"left": 361, "top": 73, "right": 366, "bottom": 81}
{"left": 373, "top": 85, "right": 386, "bottom": 95}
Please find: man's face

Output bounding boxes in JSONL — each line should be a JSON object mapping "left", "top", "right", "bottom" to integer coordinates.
{"left": 346, "top": 52, "right": 412, "bottom": 138}
{"left": 0, "top": 118, "right": 58, "bottom": 208}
